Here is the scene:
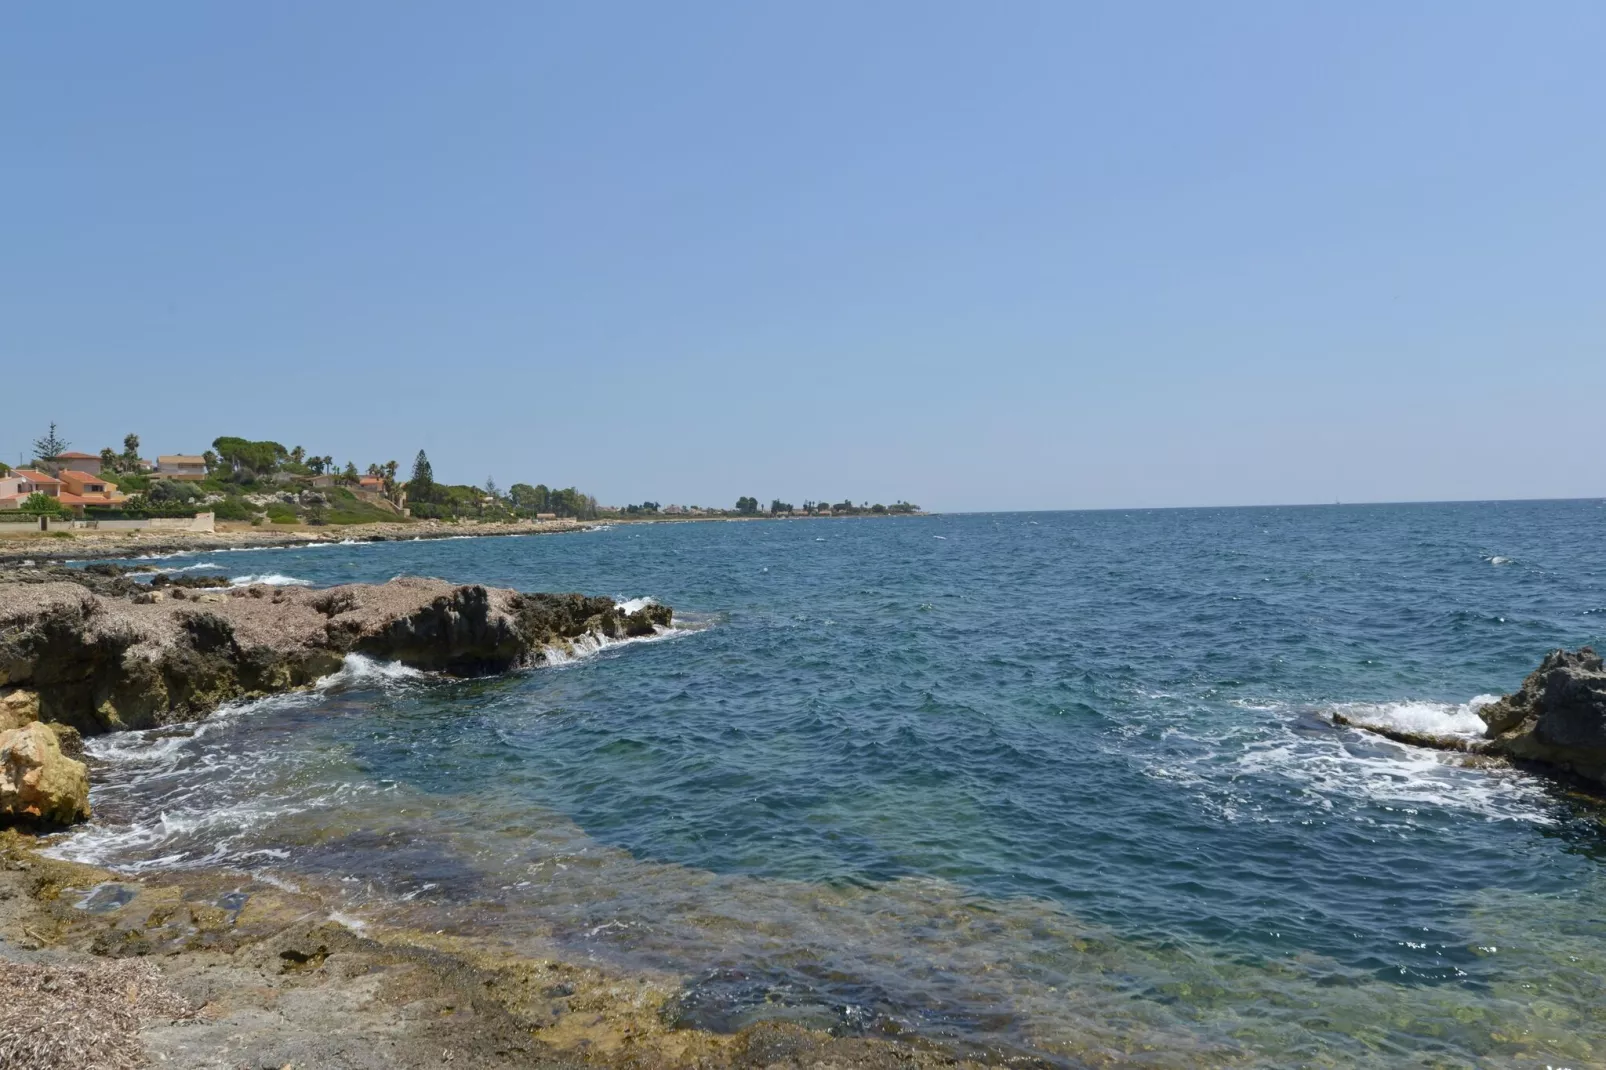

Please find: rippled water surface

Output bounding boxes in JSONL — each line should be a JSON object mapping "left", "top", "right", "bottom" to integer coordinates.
{"left": 54, "top": 503, "right": 1606, "bottom": 1067}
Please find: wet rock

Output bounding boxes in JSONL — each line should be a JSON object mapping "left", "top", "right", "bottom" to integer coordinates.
{"left": 0, "top": 578, "right": 672, "bottom": 736}
{"left": 0, "top": 721, "right": 91, "bottom": 826}
{"left": 1479, "top": 647, "right": 1606, "bottom": 785}
{"left": 1338, "top": 648, "right": 1606, "bottom": 789}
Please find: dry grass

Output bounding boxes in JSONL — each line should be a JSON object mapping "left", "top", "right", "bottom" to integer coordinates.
{"left": 0, "top": 959, "right": 192, "bottom": 1070}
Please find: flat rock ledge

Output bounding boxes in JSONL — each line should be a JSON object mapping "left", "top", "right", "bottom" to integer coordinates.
{"left": 0, "top": 574, "right": 671, "bottom": 826}
{"left": 1335, "top": 647, "right": 1606, "bottom": 788}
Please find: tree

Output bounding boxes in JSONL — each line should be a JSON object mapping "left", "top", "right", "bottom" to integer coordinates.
{"left": 212, "top": 437, "right": 288, "bottom": 478}
{"left": 770, "top": 500, "right": 794, "bottom": 515}
{"left": 32, "top": 423, "right": 70, "bottom": 462}
{"left": 410, "top": 450, "right": 434, "bottom": 487}
{"left": 408, "top": 450, "right": 435, "bottom": 503}
{"left": 121, "top": 433, "right": 140, "bottom": 459}
{"left": 367, "top": 463, "right": 383, "bottom": 477}
{"left": 734, "top": 496, "right": 759, "bottom": 515}
{"left": 99, "top": 447, "right": 118, "bottom": 472}
{"left": 342, "top": 461, "right": 358, "bottom": 481}
{"left": 307, "top": 455, "right": 326, "bottom": 475}
{"left": 484, "top": 476, "right": 500, "bottom": 500}
{"left": 202, "top": 450, "right": 219, "bottom": 474}
{"left": 290, "top": 445, "right": 306, "bottom": 466}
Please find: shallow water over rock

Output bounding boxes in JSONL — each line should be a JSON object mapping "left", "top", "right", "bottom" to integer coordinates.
{"left": 48, "top": 503, "right": 1606, "bottom": 1066}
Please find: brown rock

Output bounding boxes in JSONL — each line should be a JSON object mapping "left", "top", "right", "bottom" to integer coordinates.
{"left": 0, "top": 577, "right": 672, "bottom": 735}
{"left": 0, "top": 687, "right": 39, "bottom": 730}
{"left": 0, "top": 721, "right": 91, "bottom": 826}
{"left": 1478, "top": 648, "right": 1606, "bottom": 787}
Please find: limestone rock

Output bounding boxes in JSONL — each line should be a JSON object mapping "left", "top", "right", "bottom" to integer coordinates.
{"left": 0, "top": 687, "right": 39, "bottom": 730}
{"left": 0, "top": 721, "right": 91, "bottom": 826}
{"left": 1480, "top": 648, "right": 1606, "bottom": 785}
{"left": 0, "top": 577, "right": 673, "bottom": 736}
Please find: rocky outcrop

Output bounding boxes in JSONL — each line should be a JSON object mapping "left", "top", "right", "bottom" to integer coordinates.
{"left": 0, "top": 721, "right": 91, "bottom": 826}
{"left": 1335, "top": 647, "right": 1606, "bottom": 789}
{"left": 0, "top": 575, "right": 672, "bottom": 740}
{"left": 1477, "top": 647, "right": 1606, "bottom": 784}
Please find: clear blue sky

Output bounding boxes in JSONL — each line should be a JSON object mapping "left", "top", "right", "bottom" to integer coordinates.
{"left": 4, "top": 2, "right": 1602, "bottom": 510}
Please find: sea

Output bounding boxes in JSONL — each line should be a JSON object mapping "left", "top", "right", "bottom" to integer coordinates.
{"left": 50, "top": 501, "right": 1606, "bottom": 1068}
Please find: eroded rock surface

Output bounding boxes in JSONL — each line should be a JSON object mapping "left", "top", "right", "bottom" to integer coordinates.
{"left": 0, "top": 575, "right": 670, "bottom": 740}
{"left": 0, "top": 721, "right": 91, "bottom": 826}
{"left": 1478, "top": 647, "right": 1606, "bottom": 784}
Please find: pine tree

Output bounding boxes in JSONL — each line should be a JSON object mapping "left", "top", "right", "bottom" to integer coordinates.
{"left": 411, "top": 450, "right": 434, "bottom": 487}
{"left": 32, "top": 423, "right": 70, "bottom": 461}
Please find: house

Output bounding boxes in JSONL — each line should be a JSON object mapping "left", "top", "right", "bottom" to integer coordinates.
{"left": 356, "top": 475, "right": 386, "bottom": 495}
{"left": 156, "top": 455, "right": 208, "bottom": 481}
{"left": 0, "top": 470, "right": 63, "bottom": 509}
{"left": 310, "top": 474, "right": 337, "bottom": 488}
{"left": 57, "top": 471, "right": 127, "bottom": 511}
{"left": 45, "top": 451, "right": 104, "bottom": 475}
{"left": 0, "top": 469, "right": 125, "bottom": 514}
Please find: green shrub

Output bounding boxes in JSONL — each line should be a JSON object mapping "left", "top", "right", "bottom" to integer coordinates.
{"left": 211, "top": 497, "right": 256, "bottom": 522}
{"left": 20, "top": 492, "right": 66, "bottom": 516}
{"left": 264, "top": 503, "right": 298, "bottom": 524}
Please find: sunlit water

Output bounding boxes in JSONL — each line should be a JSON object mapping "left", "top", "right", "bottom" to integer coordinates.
{"left": 50, "top": 503, "right": 1606, "bottom": 1067}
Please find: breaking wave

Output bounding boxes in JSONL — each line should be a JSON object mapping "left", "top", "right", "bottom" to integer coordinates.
{"left": 228, "top": 573, "right": 312, "bottom": 587}
{"left": 1329, "top": 695, "right": 1499, "bottom": 739}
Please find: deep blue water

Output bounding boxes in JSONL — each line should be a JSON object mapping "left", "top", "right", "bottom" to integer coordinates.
{"left": 56, "top": 502, "right": 1606, "bottom": 1067}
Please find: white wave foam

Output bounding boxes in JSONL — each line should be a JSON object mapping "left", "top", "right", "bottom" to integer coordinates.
{"left": 315, "top": 653, "right": 427, "bottom": 690}
{"left": 540, "top": 620, "right": 692, "bottom": 666}
{"left": 1485, "top": 555, "right": 1513, "bottom": 566}
{"left": 1330, "top": 695, "right": 1499, "bottom": 740}
{"left": 1237, "top": 728, "right": 1551, "bottom": 824}
{"left": 161, "top": 562, "right": 225, "bottom": 573}
{"left": 614, "top": 596, "right": 657, "bottom": 615}
{"left": 229, "top": 573, "right": 312, "bottom": 587}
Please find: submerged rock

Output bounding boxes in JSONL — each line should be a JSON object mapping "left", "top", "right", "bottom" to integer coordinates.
{"left": 0, "top": 721, "right": 91, "bottom": 826}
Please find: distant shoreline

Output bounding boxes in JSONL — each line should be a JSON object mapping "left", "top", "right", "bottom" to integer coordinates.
{"left": 0, "top": 511, "right": 930, "bottom": 565}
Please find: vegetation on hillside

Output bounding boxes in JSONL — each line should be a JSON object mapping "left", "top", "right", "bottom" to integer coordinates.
{"left": 14, "top": 425, "right": 921, "bottom": 526}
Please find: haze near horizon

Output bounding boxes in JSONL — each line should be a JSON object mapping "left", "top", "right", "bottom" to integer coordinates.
{"left": 3, "top": 2, "right": 1602, "bottom": 511}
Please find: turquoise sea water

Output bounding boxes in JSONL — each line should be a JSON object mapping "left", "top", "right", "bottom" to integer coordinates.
{"left": 55, "top": 503, "right": 1606, "bottom": 1067}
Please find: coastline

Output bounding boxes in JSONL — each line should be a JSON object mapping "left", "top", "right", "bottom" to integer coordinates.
{"left": 0, "top": 512, "right": 929, "bottom": 565}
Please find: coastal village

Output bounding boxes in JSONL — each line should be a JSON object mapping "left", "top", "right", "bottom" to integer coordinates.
{"left": 2, "top": 424, "right": 919, "bottom": 534}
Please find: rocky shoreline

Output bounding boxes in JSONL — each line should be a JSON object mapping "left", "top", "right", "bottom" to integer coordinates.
{"left": 0, "top": 560, "right": 1002, "bottom": 1069}
{"left": 1, "top": 565, "right": 671, "bottom": 827}
{"left": 1335, "top": 647, "right": 1606, "bottom": 790}
{"left": 0, "top": 517, "right": 596, "bottom": 564}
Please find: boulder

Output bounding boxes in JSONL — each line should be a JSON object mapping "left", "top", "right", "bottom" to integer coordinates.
{"left": 0, "top": 687, "right": 39, "bottom": 730}
{"left": 1479, "top": 648, "right": 1606, "bottom": 785}
{"left": 0, "top": 721, "right": 91, "bottom": 826}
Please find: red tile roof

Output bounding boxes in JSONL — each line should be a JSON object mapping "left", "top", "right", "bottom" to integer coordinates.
{"left": 12, "top": 470, "right": 61, "bottom": 485}
{"left": 54, "top": 451, "right": 101, "bottom": 460}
